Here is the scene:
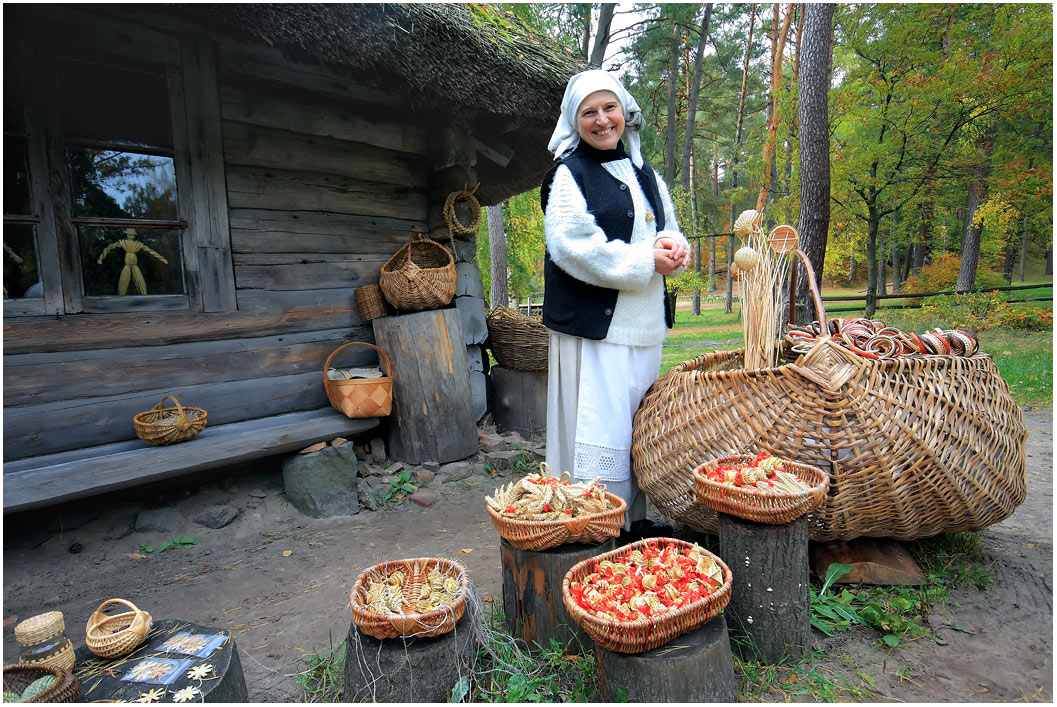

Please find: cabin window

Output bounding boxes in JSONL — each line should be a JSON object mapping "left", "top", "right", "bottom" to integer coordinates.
{"left": 3, "top": 77, "right": 42, "bottom": 303}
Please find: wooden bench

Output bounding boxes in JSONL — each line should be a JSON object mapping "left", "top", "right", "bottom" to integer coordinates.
{"left": 3, "top": 407, "right": 379, "bottom": 514}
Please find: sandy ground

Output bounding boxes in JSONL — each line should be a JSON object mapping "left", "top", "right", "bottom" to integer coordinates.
{"left": 2, "top": 410, "right": 1051, "bottom": 702}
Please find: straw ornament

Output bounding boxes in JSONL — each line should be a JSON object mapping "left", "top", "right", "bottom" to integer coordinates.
{"left": 443, "top": 186, "right": 482, "bottom": 236}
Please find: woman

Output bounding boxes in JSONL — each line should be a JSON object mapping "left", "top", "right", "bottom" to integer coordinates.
{"left": 541, "top": 69, "right": 691, "bottom": 540}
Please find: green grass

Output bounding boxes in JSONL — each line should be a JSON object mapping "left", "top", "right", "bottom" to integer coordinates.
{"left": 296, "top": 632, "right": 345, "bottom": 702}
{"left": 733, "top": 651, "right": 876, "bottom": 702}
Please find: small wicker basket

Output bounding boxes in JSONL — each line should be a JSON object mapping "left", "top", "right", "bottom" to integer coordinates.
{"left": 487, "top": 492, "right": 627, "bottom": 551}
{"left": 349, "top": 558, "right": 469, "bottom": 640}
{"left": 355, "top": 284, "right": 388, "bottom": 321}
{"left": 486, "top": 306, "right": 548, "bottom": 371}
{"left": 84, "top": 598, "right": 152, "bottom": 659}
{"left": 562, "top": 538, "right": 733, "bottom": 653}
{"left": 133, "top": 396, "right": 207, "bottom": 446}
{"left": 323, "top": 342, "right": 393, "bottom": 418}
{"left": 693, "top": 455, "right": 830, "bottom": 525}
{"left": 3, "top": 663, "right": 80, "bottom": 703}
{"left": 13, "top": 612, "right": 75, "bottom": 672}
{"left": 379, "top": 232, "right": 457, "bottom": 312}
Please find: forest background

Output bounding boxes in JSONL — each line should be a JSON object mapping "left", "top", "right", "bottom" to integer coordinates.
{"left": 473, "top": 3, "right": 1053, "bottom": 321}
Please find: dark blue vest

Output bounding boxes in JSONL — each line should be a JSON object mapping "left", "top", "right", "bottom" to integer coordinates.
{"left": 540, "top": 141, "right": 673, "bottom": 340}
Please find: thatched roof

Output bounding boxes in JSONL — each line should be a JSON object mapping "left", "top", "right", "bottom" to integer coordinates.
{"left": 167, "top": 3, "right": 587, "bottom": 204}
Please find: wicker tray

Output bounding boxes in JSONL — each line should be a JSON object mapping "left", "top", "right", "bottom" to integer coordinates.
{"left": 323, "top": 342, "right": 393, "bottom": 418}
{"left": 692, "top": 455, "right": 829, "bottom": 525}
{"left": 486, "top": 306, "right": 548, "bottom": 371}
{"left": 133, "top": 396, "right": 207, "bottom": 446}
{"left": 561, "top": 538, "right": 732, "bottom": 653}
{"left": 487, "top": 492, "right": 627, "bottom": 551}
{"left": 379, "top": 232, "right": 457, "bottom": 312}
{"left": 349, "top": 557, "right": 469, "bottom": 640}
{"left": 85, "top": 599, "right": 152, "bottom": 659}
{"left": 3, "top": 663, "right": 80, "bottom": 703}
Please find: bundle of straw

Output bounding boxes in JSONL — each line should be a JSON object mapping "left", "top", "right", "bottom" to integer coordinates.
{"left": 732, "top": 210, "right": 790, "bottom": 369}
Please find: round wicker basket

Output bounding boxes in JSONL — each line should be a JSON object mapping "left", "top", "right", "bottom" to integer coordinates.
{"left": 349, "top": 558, "right": 469, "bottom": 640}
{"left": 561, "top": 538, "right": 733, "bottom": 653}
{"left": 3, "top": 663, "right": 80, "bottom": 703}
{"left": 133, "top": 396, "right": 206, "bottom": 446}
{"left": 632, "top": 338, "right": 1027, "bottom": 541}
{"left": 692, "top": 455, "right": 830, "bottom": 525}
{"left": 486, "top": 492, "right": 627, "bottom": 551}
{"left": 379, "top": 233, "right": 457, "bottom": 313}
{"left": 13, "top": 612, "right": 75, "bottom": 673}
{"left": 323, "top": 342, "right": 393, "bottom": 419}
{"left": 486, "top": 306, "right": 548, "bottom": 371}
{"left": 84, "top": 599, "right": 152, "bottom": 659}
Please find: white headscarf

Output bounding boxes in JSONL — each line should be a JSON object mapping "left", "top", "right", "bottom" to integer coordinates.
{"left": 547, "top": 69, "right": 645, "bottom": 167}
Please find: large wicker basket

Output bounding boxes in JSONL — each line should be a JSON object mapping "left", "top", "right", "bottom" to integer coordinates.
{"left": 379, "top": 232, "right": 457, "bottom": 312}
{"left": 561, "top": 538, "right": 733, "bottom": 653}
{"left": 324, "top": 342, "right": 393, "bottom": 419}
{"left": 3, "top": 663, "right": 80, "bottom": 703}
{"left": 632, "top": 337, "right": 1027, "bottom": 541}
{"left": 693, "top": 455, "right": 830, "bottom": 525}
{"left": 486, "top": 306, "right": 548, "bottom": 371}
{"left": 349, "top": 557, "right": 469, "bottom": 640}
{"left": 487, "top": 492, "right": 627, "bottom": 551}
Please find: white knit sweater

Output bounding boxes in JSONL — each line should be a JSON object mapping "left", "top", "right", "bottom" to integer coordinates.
{"left": 544, "top": 158, "right": 689, "bottom": 347}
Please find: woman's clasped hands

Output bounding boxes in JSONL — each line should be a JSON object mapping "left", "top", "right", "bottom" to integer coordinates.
{"left": 654, "top": 236, "right": 691, "bottom": 275}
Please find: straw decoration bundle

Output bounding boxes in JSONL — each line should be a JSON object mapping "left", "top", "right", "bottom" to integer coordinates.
{"left": 732, "top": 210, "right": 788, "bottom": 369}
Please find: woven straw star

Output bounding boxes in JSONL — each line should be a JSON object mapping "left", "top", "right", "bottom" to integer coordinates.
{"left": 186, "top": 664, "right": 214, "bottom": 680}
{"left": 172, "top": 686, "right": 201, "bottom": 703}
{"left": 134, "top": 687, "right": 165, "bottom": 703}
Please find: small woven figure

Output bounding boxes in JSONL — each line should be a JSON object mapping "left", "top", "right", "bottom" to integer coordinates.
{"left": 97, "top": 228, "right": 168, "bottom": 295}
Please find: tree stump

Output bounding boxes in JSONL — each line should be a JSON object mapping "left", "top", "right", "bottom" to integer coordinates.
{"left": 372, "top": 308, "right": 478, "bottom": 464}
{"left": 74, "top": 619, "right": 248, "bottom": 703}
{"left": 718, "top": 512, "right": 811, "bottom": 663}
{"left": 343, "top": 601, "right": 478, "bottom": 703}
{"left": 500, "top": 538, "right": 615, "bottom": 650}
{"left": 593, "top": 614, "right": 737, "bottom": 702}
{"left": 490, "top": 366, "right": 547, "bottom": 438}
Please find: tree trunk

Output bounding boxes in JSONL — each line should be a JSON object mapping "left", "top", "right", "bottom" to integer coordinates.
{"left": 865, "top": 206, "right": 880, "bottom": 317}
{"left": 1046, "top": 245, "right": 1053, "bottom": 276}
{"left": 914, "top": 198, "right": 932, "bottom": 273}
{"left": 727, "top": 4, "right": 756, "bottom": 315}
{"left": 580, "top": 4, "right": 592, "bottom": 60}
{"left": 754, "top": 3, "right": 796, "bottom": 214}
{"left": 891, "top": 241, "right": 902, "bottom": 294}
{"left": 793, "top": 2, "right": 833, "bottom": 324}
{"left": 957, "top": 124, "right": 997, "bottom": 291}
{"left": 845, "top": 252, "right": 856, "bottom": 287}
{"left": 1018, "top": 217, "right": 1028, "bottom": 283}
{"left": 902, "top": 242, "right": 914, "bottom": 282}
{"left": 588, "top": 3, "right": 616, "bottom": 67}
{"left": 487, "top": 203, "right": 508, "bottom": 309}
{"left": 681, "top": 4, "right": 713, "bottom": 191}
{"left": 709, "top": 136, "right": 718, "bottom": 291}
{"left": 665, "top": 21, "right": 681, "bottom": 184}
{"left": 878, "top": 243, "right": 887, "bottom": 297}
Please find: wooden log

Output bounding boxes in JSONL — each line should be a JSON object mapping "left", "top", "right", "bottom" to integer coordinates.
{"left": 810, "top": 539, "right": 925, "bottom": 585}
{"left": 718, "top": 513, "right": 811, "bottom": 663}
{"left": 73, "top": 619, "right": 248, "bottom": 703}
{"left": 372, "top": 309, "right": 477, "bottom": 464}
{"left": 232, "top": 254, "right": 388, "bottom": 291}
{"left": 343, "top": 600, "right": 477, "bottom": 703}
{"left": 500, "top": 538, "right": 615, "bottom": 650}
{"left": 593, "top": 615, "right": 737, "bottom": 703}
{"left": 229, "top": 209, "right": 426, "bottom": 254}
{"left": 491, "top": 367, "right": 547, "bottom": 439}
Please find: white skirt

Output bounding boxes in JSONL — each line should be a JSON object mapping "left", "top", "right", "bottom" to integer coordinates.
{"left": 545, "top": 331, "right": 663, "bottom": 531}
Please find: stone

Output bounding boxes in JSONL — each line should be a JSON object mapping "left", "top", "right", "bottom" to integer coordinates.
{"left": 451, "top": 238, "right": 477, "bottom": 265}
{"left": 44, "top": 510, "right": 100, "bottom": 533}
{"left": 410, "top": 490, "right": 439, "bottom": 507}
{"left": 3, "top": 527, "right": 53, "bottom": 550}
{"left": 479, "top": 433, "right": 507, "bottom": 453}
{"left": 248, "top": 488, "right": 268, "bottom": 498}
{"left": 357, "top": 477, "right": 389, "bottom": 511}
{"left": 358, "top": 463, "right": 384, "bottom": 477}
{"left": 370, "top": 437, "right": 387, "bottom": 464}
{"left": 500, "top": 431, "right": 527, "bottom": 445}
{"left": 414, "top": 469, "right": 435, "bottom": 485}
{"left": 134, "top": 507, "right": 187, "bottom": 534}
{"left": 194, "top": 505, "right": 239, "bottom": 529}
{"left": 353, "top": 445, "right": 369, "bottom": 461}
{"left": 455, "top": 296, "right": 488, "bottom": 345}
{"left": 387, "top": 461, "right": 406, "bottom": 475}
{"left": 455, "top": 262, "right": 485, "bottom": 298}
{"left": 331, "top": 437, "right": 348, "bottom": 447}
{"left": 282, "top": 443, "right": 361, "bottom": 518}
{"left": 422, "top": 460, "right": 441, "bottom": 473}
{"left": 483, "top": 449, "right": 533, "bottom": 468}
{"left": 300, "top": 441, "right": 327, "bottom": 454}
{"left": 437, "top": 461, "right": 474, "bottom": 483}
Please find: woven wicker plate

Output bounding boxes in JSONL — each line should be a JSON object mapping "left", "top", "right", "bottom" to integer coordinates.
{"left": 349, "top": 557, "right": 469, "bottom": 640}
{"left": 692, "top": 455, "right": 830, "bottom": 525}
{"left": 486, "top": 492, "right": 627, "bottom": 551}
{"left": 562, "top": 538, "right": 732, "bottom": 653}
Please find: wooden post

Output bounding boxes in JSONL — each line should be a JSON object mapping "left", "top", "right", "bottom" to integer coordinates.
{"left": 718, "top": 513, "right": 811, "bottom": 663}
{"left": 500, "top": 538, "right": 615, "bottom": 650}
{"left": 372, "top": 308, "right": 478, "bottom": 464}
{"left": 490, "top": 366, "right": 546, "bottom": 438}
{"left": 593, "top": 615, "right": 738, "bottom": 702}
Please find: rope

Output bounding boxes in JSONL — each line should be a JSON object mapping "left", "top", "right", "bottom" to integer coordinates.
{"left": 443, "top": 185, "right": 482, "bottom": 263}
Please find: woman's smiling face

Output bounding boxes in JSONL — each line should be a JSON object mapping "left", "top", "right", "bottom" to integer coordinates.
{"left": 576, "top": 90, "right": 624, "bottom": 151}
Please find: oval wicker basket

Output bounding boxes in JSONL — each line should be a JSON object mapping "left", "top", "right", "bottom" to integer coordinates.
{"left": 379, "top": 232, "right": 457, "bottom": 312}
{"left": 133, "top": 396, "right": 207, "bottom": 446}
{"left": 323, "top": 342, "right": 393, "bottom": 419}
{"left": 349, "top": 557, "right": 469, "bottom": 640}
{"left": 14, "top": 612, "right": 75, "bottom": 672}
{"left": 3, "top": 663, "right": 80, "bottom": 703}
{"left": 85, "top": 598, "right": 152, "bottom": 659}
{"left": 486, "top": 306, "right": 548, "bottom": 371}
{"left": 692, "top": 455, "right": 830, "bottom": 525}
{"left": 487, "top": 492, "right": 627, "bottom": 551}
{"left": 562, "top": 538, "right": 733, "bottom": 653}
{"left": 632, "top": 339, "right": 1027, "bottom": 541}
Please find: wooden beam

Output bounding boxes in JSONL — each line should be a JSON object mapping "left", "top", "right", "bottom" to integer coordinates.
{"left": 3, "top": 408, "right": 380, "bottom": 513}
{"left": 229, "top": 209, "right": 424, "bottom": 254}
{"left": 470, "top": 135, "right": 514, "bottom": 168}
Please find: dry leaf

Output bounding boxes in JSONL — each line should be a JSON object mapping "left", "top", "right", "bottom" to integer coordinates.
{"left": 127, "top": 553, "right": 146, "bottom": 560}
{"left": 483, "top": 595, "right": 493, "bottom": 603}
{"left": 461, "top": 548, "right": 474, "bottom": 554}
{"left": 282, "top": 550, "right": 293, "bottom": 557}
{"left": 299, "top": 441, "right": 326, "bottom": 454}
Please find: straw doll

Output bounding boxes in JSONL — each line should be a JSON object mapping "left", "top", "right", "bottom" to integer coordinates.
{"left": 97, "top": 228, "right": 168, "bottom": 295}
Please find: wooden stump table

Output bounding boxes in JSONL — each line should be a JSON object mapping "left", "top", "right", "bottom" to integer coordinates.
{"left": 500, "top": 538, "right": 615, "bottom": 650}
{"left": 343, "top": 599, "right": 478, "bottom": 703}
{"left": 593, "top": 614, "right": 738, "bottom": 702}
{"left": 74, "top": 619, "right": 247, "bottom": 703}
{"left": 718, "top": 512, "right": 811, "bottom": 663}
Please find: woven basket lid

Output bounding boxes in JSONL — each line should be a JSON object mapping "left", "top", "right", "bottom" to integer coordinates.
{"left": 14, "top": 612, "right": 65, "bottom": 645}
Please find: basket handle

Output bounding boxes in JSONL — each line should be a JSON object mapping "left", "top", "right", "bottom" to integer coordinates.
{"left": 154, "top": 396, "right": 185, "bottom": 416}
{"left": 792, "top": 249, "right": 828, "bottom": 333}
{"left": 323, "top": 342, "right": 393, "bottom": 389}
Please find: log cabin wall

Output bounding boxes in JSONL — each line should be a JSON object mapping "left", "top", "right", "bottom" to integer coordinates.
{"left": 3, "top": 8, "right": 478, "bottom": 462}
